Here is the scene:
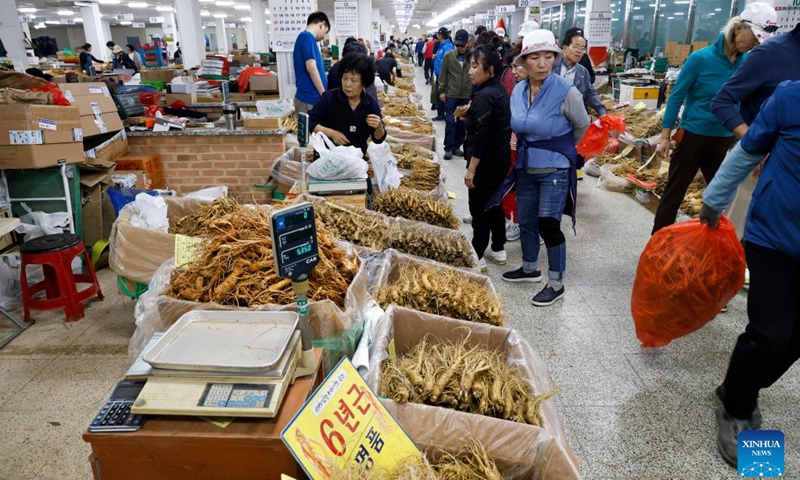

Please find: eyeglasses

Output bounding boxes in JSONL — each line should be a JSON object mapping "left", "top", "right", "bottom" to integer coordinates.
{"left": 744, "top": 19, "right": 779, "bottom": 33}
{"left": 568, "top": 44, "right": 587, "bottom": 53}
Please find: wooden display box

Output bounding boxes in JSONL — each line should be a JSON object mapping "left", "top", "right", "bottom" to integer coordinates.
{"left": 242, "top": 115, "right": 285, "bottom": 130}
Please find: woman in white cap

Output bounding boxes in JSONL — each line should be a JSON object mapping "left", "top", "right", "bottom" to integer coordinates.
{"left": 490, "top": 29, "right": 589, "bottom": 306}
{"left": 653, "top": 2, "right": 776, "bottom": 235}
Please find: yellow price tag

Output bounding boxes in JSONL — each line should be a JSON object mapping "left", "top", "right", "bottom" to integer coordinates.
{"left": 388, "top": 339, "right": 397, "bottom": 361}
{"left": 614, "top": 144, "right": 634, "bottom": 160}
{"left": 281, "top": 476, "right": 297, "bottom": 480}
{"left": 174, "top": 234, "right": 206, "bottom": 267}
{"left": 447, "top": 190, "right": 456, "bottom": 200}
{"left": 282, "top": 358, "right": 420, "bottom": 479}
{"left": 634, "top": 102, "right": 648, "bottom": 111}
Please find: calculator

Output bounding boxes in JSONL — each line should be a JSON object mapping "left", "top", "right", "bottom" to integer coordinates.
{"left": 89, "top": 380, "right": 147, "bottom": 433}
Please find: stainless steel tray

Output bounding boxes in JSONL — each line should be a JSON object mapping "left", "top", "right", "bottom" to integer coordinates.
{"left": 143, "top": 310, "right": 299, "bottom": 373}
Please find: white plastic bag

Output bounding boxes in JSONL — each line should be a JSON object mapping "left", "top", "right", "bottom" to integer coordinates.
{"left": 184, "top": 186, "right": 228, "bottom": 201}
{"left": 15, "top": 203, "right": 71, "bottom": 242}
{"left": 597, "top": 163, "right": 636, "bottom": 193}
{"left": 307, "top": 132, "right": 368, "bottom": 180}
{"left": 0, "top": 252, "right": 44, "bottom": 310}
{"left": 368, "top": 142, "right": 401, "bottom": 192}
{"left": 129, "top": 193, "right": 169, "bottom": 232}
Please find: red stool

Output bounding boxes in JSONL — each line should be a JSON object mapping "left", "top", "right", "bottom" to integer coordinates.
{"left": 20, "top": 234, "right": 104, "bottom": 322}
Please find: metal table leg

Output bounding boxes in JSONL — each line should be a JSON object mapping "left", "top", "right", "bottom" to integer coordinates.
{"left": 0, "top": 306, "right": 33, "bottom": 350}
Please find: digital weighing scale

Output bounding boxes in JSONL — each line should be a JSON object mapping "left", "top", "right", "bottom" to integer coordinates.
{"left": 131, "top": 203, "right": 321, "bottom": 418}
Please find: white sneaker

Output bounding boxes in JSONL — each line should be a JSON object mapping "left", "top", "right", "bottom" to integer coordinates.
{"left": 506, "top": 222, "right": 520, "bottom": 241}
{"left": 485, "top": 249, "right": 507, "bottom": 265}
{"left": 463, "top": 215, "right": 473, "bottom": 224}
{"left": 745, "top": 268, "right": 750, "bottom": 288}
{"left": 540, "top": 236, "right": 545, "bottom": 246}
{"left": 476, "top": 258, "right": 488, "bottom": 273}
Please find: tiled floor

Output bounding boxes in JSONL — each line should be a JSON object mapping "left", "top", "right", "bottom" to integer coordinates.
{"left": 0, "top": 68, "right": 797, "bottom": 480}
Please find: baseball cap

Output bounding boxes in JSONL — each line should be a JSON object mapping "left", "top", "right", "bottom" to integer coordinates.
{"left": 454, "top": 29, "right": 469, "bottom": 47}
{"left": 437, "top": 26, "right": 450, "bottom": 37}
{"left": 517, "top": 20, "right": 540, "bottom": 38}
{"left": 741, "top": 2, "right": 779, "bottom": 43}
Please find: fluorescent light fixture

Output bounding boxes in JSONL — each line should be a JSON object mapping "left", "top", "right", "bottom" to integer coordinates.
{"left": 266, "top": 19, "right": 271, "bottom": 24}
{"left": 667, "top": 16, "right": 674, "bottom": 19}
{"left": 34, "top": 22, "right": 46, "bottom": 28}
{"left": 18, "top": 7, "right": 37, "bottom": 12}
{"left": 234, "top": 4, "right": 249, "bottom": 9}
{"left": 58, "top": 10, "right": 74, "bottom": 15}
{"left": 156, "top": 5, "right": 174, "bottom": 11}
{"left": 214, "top": 13, "right": 227, "bottom": 18}
{"left": 674, "top": 12, "right": 684, "bottom": 15}
{"left": 412, "top": 23, "right": 420, "bottom": 28}
{"left": 425, "top": 0, "right": 479, "bottom": 27}
{"left": 74, "top": 17, "right": 83, "bottom": 22}
{"left": 200, "top": 0, "right": 214, "bottom": 2}
{"left": 99, "top": 0, "right": 121, "bottom": 4}
{"left": 45, "top": 20, "right": 60, "bottom": 24}
{"left": 129, "top": 2, "right": 149, "bottom": 7}
{"left": 241, "top": 16, "right": 251, "bottom": 21}
{"left": 201, "top": 10, "right": 210, "bottom": 15}
{"left": 633, "top": 6, "right": 640, "bottom": 9}
{"left": 119, "top": 20, "right": 132, "bottom": 24}
{"left": 714, "top": 8, "right": 722, "bottom": 11}
{"left": 216, "top": 1, "right": 234, "bottom": 5}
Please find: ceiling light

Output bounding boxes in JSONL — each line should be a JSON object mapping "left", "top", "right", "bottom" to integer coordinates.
{"left": 74, "top": 17, "right": 83, "bottom": 22}
{"left": 45, "top": 20, "right": 60, "bottom": 24}
{"left": 200, "top": 0, "right": 215, "bottom": 2}
{"left": 633, "top": 6, "right": 640, "bottom": 9}
{"left": 34, "top": 22, "right": 46, "bottom": 28}
{"left": 98, "top": 0, "right": 121, "bottom": 4}
{"left": 216, "top": 1, "right": 234, "bottom": 5}
{"left": 214, "top": 13, "right": 227, "bottom": 18}
{"left": 58, "top": 10, "right": 74, "bottom": 15}
{"left": 714, "top": 8, "right": 722, "bottom": 11}
{"left": 234, "top": 4, "right": 249, "bottom": 9}
{"left": 156, "top": 5, "right": 174, "bottom": 11}
{"left": 201, "top": 9, "right": 210, "bottom": 15}
{"left": 674, "top": 12, "right": 684, "bottom": 15}
{"left": 129, "top": 2, "right": 148, "bottom": 7}
{"left": 241, "top": 16, "right": 251, "bottom": 21}
{"left": 119, "top": 20, "right": 132, "bottom": 24}
{"left": 266, "top": 19, "right": 271, "bottom": 24}
{"left": 18, "top": 7, "right": 37, "bottom": 13}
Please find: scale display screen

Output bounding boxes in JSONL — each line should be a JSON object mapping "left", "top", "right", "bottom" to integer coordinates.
{"left": 270, "top": 203, "right": 319, "bottom": 280}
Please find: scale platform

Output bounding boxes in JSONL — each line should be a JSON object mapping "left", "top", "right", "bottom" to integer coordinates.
{"left": 132, "top": 311, "right": 303, "bottom": 418}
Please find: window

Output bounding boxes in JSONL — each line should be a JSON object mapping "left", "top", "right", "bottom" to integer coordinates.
{"left": 576, "top": 0, "right": 587, "bottom": 28}
{"left": 692, "top": 0, "right": 733, "bottom": 44}
{"left": 655, "top": 0, "right": 691, "bottom": 51}
{"left": 610, "top": 0, "right": 628, "bottom": 47}
{"left": 564, "top": 1, "right": 576, "bottom": 35}
{"left": 627, "top": 0, "right": 656, "bottom": 56}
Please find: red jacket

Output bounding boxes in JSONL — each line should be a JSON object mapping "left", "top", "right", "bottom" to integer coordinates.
{"left": 424, "top": 40, "right": 435, "bottom": 59}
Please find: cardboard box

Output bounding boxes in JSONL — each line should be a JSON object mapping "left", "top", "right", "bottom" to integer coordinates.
{"left": 230, "top": 92, "right": 255, "bottom": 102}
{"left": 249, "top": 75, "right": 279, "bottom": 92}
{"left": 81, "top": 113, "right": 124, "bottom": 138}
{"left": 84, "top": 130, "right": 130, "bottom": 163}
{"left": 71, "top": 95, "right": 118, "bottom": 117}
{"left": 165, "top": 93, "right": 197, "bottom": 105}
{"left": 0, "top": 105, "right": 82, "bottom": 146}
{"left": 112, "top": 170, "right": 150, "bottom": 190}
{"left": 0, "top": 143, "right": 85, "bottom": 169}
{"left": 140, "top": 69, "right": 181, "bottom": 83}
{"left": 79, "top": 158, "right": 117, "bottom": 245}
{"left": 59, "top": 82, "right": 111, "bottom": 102}
{"left": 114, "top": 153, "right": 165, "bottom": 189}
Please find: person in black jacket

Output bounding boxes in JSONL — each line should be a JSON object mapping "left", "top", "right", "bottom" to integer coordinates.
{"left": 462, "top": 44, "right": 512, "bottom": 272}
{"left": 328, "top": 38, "right": 378, "bottom": 103}
{"left": 376, "top": 50, "right": 402, "bottom": 88}
{"left": 79, "top": 43, "right": 103, "bottom": 75}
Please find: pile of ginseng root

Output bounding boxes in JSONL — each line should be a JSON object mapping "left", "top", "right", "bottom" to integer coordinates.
{"left": 392, "top": 144, "right": 442, "bottom": 192}
{"left": 170, "top": 196, "right": 242, "bottom": 237}
{"left": 313, "top": 201, "right": 476, "bottom": 268}
{"left": 167, "top": 200, "right": 359, "bottom": 308}
{"left": 383, "top": 102, "right": 425, "bottom": 117}
{"left": 385, "top": 116, "right": 436, "bottom": 136}
{"left": 376, "top": 263, "right": 502, "bottom": 325}
{"left": 329, "top": 438, "right": 501, "bottom": 480}
{"left": 372, "top": 188, "right": 459, "bottom": 229}
{"left": 381, "top": 335, "right": 555, "bottom": 427}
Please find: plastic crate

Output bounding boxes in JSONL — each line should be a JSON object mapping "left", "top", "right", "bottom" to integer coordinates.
{"left": 6, "top": 165, "right": 82, "bottom": 237}
{"left": 141, "top": 80, "right": 166, "bottom": 91}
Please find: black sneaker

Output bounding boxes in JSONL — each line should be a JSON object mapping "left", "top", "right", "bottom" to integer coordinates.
{"left": 532, "top": 285, "right": 565, "bottom": 306}
{"left": 454, "top": 148, "right": 464, "bottom": 157}
{"left": 444, "top": 151, "right": 453, "bottom": 160}
{"left": 432, "top": 115, "right": 446, "bottom": 121}
{"left": 717, "top": 406, "right": 755, "bottom": 467}
{"left": 715, "top": 384, "right": 762, "bottom": 429}
{"left": 502, "top": 268, "right": 542, "bottom": 283}
{"left": 430, "top": 105, "right": 437, "bottom": 111}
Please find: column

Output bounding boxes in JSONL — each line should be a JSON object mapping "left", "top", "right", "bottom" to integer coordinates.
{"left": 372, "top": 7, "right": 381, "bottom": 49}
{"left": 0, "top": 0, "right": 27, "bottom": 69}
{"left": 175, "top": 0, "right": 204, "bottom": 68}
{"left": 80, "top": 3, "right": 109, "bottom": 62}
{"left": 164, "top": 12, "right": 180, "bottom": 54}
{"left": 245, "top": 24, "right": 256, "bottom": 51}
{"left": 102, "top": 20, "right": 113, "bottom": 48}
{"left": 215, "top": 18, "right": 229, "bottom": 53}
{"left": 511, "top": 8, "right": 524, "bottom": 38}
{"left": 357, "top": 0, "right": 372, "bottom": 43}
{"left": 250, "top": 0, "right": 269, "bottom": 52}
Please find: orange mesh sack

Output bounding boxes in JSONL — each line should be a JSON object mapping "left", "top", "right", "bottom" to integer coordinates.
{"left": 631, "top": 217, "right": 746, "bottom": 348}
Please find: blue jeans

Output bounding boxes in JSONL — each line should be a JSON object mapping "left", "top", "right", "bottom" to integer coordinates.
{"left": 516, "top": 169, "right": 569, "bottom": 281}
{"left": 444, "top": 97, "right": 469, "bottom": 153}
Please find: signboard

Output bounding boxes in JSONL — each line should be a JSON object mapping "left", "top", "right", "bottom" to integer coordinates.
{"left": 282, "top": 358, "right": 420, "bottom": 479}
{"left": 487, "top": 9, "right": 496, "bottom": 16}
{"left": 19, "top": 15, "right": 34, "bottom": 23}
{"left": 115, "top": 13, "right": 134, "bottom": 21}
{"left": 335, "top": 2, "right": 358, "bottom": 37}
{"left": 225, "top": 22, "right": 236, "bottom": 27}
{"left": 237, "top": 24, "right": 247, "bottom": 28}
{"left": 496, "top": 5, "right": 516, "bottom": 13}
{"left": 632, "top": 14, "right": 645, "bottom": 20}
{"left": 202, "top": 21, "right": 216, "bottom": 27}
{"left": 586, "top": 11, "right": 612, "bottom": 46}
{"left": 268, "top": 0, "right": 318, "bottom": 52}
{"left": 518, "top": 0, "right": 529, "bottom": 6}
{"left": 775, "top": 0, "right": 800, "bottom": 34}
{"left": 475, "top": 13, "right": 488, "bottom": 20}
{"left": 149, "top": 16, "right": 165, "bottom": 23}
{"left": 60, "top": 18, "right": 75, "bottom": 25}
{"left": 132, "top": 22, "right": 146, "bottom": 28}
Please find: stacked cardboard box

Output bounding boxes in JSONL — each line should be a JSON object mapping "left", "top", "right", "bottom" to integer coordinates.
{"left": 665, "top": 41, "right": 709, "bottom": 67}
{"left": 59, "top": 83, "right": 124, "bottom": 138}
{"left": 0, "top": 104, "right": 85, "bottom": 168}
{"left": 79, "top": 158, "right": 117, "bottom": 245}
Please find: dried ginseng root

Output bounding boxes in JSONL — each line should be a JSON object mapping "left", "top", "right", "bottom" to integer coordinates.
{"left": 372, "top": 189, "right": 459, "bottom": 230}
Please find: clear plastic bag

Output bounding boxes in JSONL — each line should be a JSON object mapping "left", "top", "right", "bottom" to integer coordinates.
{"left": 583, "top": 159, "right": 602, "bottom": 178}
{"left": 368, "top": 142, "right": 401, "bottom": 192}
{"left": 597, "top": 163, "right": 636, "bottom": 193}
{"left": 308, "top": 132, "right": 368, "bottom": 180}
{"left": 385, "top": 127, "right": 436, "bottom": 151}
{"left": 367, "top": 305, "right": 581, "bottom": 479}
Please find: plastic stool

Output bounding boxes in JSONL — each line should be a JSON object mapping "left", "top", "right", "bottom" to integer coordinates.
{"left": 20, "top": 234, "right": 104, "bottom": 322}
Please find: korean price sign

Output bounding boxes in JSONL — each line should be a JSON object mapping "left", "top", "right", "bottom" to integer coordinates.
{"left": 282, "top": 358, "right": 420, "bottom": 479}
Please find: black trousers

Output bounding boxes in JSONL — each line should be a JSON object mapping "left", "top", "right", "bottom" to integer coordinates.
{"left": 723, "top": 242, "right": 800, "bottom": 419}
{"left": 424, "top": 59, "right": 433, "bottom": 81}
{"left": 417, "top": 53, "right": 424, "bottom": 66}
{"left": 652, "top": 131, "right": 736, "bottom": 234}
{"left": 469, "top": 181, "right": 506, "bottom": 258}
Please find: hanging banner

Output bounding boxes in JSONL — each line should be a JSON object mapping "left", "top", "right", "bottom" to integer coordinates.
{"left": 149, "top": 16, "right": 165, "bottom": 23}
{"left": 268, "top": 0, "right": 319, "bottom": 52}
{"left": 586, "top": 11, "right": 612, "bottom": 46}
{"left": 132, "top": 22, "right": 146, "bottom": 28}
{"left": 774, "top": 0, "right": 800, "bottom": 34}
{"left": 334, "top": 2, "right": 358, "bottom": 37}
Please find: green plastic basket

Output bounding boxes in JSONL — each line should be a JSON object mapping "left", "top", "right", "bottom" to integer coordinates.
{"left": 141, "top": 80, "right": 165, "bottom": 91}
{"left": 117, "top": 276, "right": 149, "bottom": 300}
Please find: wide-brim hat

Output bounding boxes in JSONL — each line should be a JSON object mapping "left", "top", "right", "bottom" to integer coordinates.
{"left": 519, "top": 29, "right": 563, "bottom": 64}
{"left": 741, "top": 1, "right": 779, "bottom": 43}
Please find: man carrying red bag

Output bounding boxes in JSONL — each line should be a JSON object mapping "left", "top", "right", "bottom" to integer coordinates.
{"left": 700, "top": 80, "right": 800, "bottom": 468}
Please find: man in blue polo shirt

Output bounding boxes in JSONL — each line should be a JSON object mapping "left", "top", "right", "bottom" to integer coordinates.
{"left": 293, "top": 11, "right": 330, "bottom": 115}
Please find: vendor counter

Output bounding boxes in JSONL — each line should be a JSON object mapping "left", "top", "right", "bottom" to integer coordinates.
{"left": 127, "top": 127, "right": 285, "bottom": 200}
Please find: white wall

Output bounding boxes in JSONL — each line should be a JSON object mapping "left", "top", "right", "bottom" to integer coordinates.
{"left": 29, "top": 25, "right": 178, "bottom": 53}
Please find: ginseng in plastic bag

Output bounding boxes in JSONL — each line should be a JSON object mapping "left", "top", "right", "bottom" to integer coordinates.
{"left": 631, "top": 217, "right": 746, "bottom": 348}
{"left": 577, "top": 114, "right": 627, "bottom": 158}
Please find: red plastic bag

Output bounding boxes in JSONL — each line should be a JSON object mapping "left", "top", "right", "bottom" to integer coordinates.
{"left": 31, "top": 82, "right": 71, "bottom": 106}
{"left": 631, "top": 217, "right": 746, "bottom": 348}
{"left": 237, "top": 66, "right": 270, "bottom": 93}
{"left": 146, "top": 105, "right": 163, "bottom": 116}
{"left": 577, "top": 114, "right": 626, "bottom": 158}
{"left": 137, "top": 92, "right": 163, "bottom": 106}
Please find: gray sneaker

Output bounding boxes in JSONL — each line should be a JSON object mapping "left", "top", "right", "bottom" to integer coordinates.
{"left": 715, "top": 384, "right": 762, "bottom": 429}
{"left": 716, "top": 406, "right": 756, "bottom": 467}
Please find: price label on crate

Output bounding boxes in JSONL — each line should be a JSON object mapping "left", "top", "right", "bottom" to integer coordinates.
{"left": 282, "top": 358, "right": 420, "bottom": 479}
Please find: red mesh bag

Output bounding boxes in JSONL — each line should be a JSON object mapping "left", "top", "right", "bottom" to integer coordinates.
{"left": 577, "top": 114, "right": 626, "bottom": 157}
{"left": 631, "top": 217, "right": 746, "bottom": 348}
{"left": 237, "top": 66, "right": 269, "bottom": 93}
{"left": 137, "top": 92, "right": 163, "bottom": 106}
{"left": 31, "top": 82, "right": 71, "bottom": 106}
